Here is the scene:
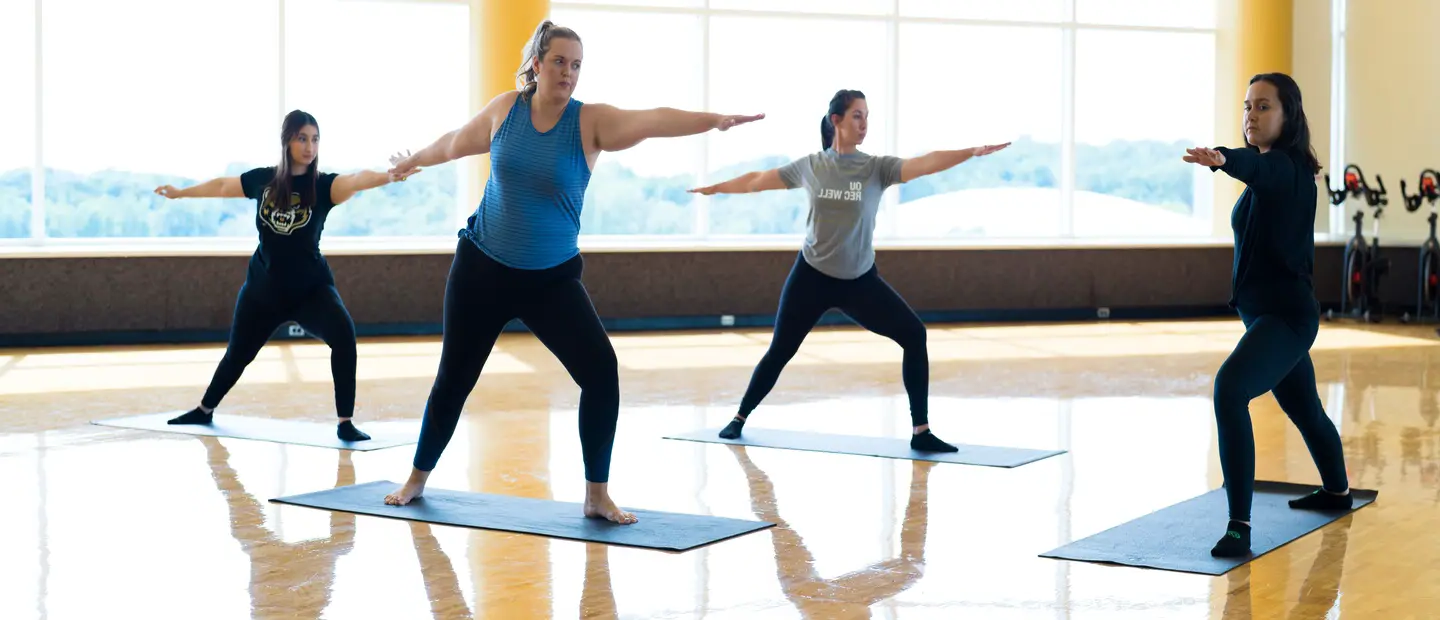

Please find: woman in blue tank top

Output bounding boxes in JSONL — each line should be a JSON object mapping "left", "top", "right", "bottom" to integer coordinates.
{"left": 692, "top": 89, "right": 1006, "bottom": 453}
{"left": 382, "top": 20, "right": 763, "bottom": 523}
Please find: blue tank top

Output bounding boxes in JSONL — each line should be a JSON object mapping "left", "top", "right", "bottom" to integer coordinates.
{"left": 461, "top": 96, "right": 591, "bottom": 269}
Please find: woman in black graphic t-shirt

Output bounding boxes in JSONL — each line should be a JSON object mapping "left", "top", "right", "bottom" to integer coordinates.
{"left": 154, "top": 110, "right": 418, "bottom": 442}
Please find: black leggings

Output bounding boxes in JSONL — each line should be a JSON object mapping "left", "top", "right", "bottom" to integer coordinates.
{"left": 411, "top": 240, "right": 620, "bottom": 482}
{"left": 203, "top": 281, "right": 358, "bottom": 417}
{"left": 1213, "top": 308, "right": 1348, "bottom": 521}
{"left": 740, "top": 254, "right": 929, "bottom": 425}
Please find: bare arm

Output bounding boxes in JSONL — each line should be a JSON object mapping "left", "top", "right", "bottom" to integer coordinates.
{"left": 899, "top": 142, "right": 1010, "bottom": 184}
{"left": 392, "top": 92, "right": 518, "bottom": 174}
{"left": 154, "top": 176, "right": 245, "bottom": 200}
{"left": 330, "top": 168, "right": 419, "bottom": 205}
{"left": 688, "top": 169, "right": 787, "bottom": 196}
{"left": 590, "top": 104, "right": 764, "bottom": 153}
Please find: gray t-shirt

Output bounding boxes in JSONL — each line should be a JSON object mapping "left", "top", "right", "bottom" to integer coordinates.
{"left": 779, "top": 149, "right": 904, "bottom": 280}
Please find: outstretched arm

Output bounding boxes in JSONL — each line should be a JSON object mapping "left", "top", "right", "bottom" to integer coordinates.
{"left": 898, "top": 142, "right": 1010, "bottom": 184}
{"left": 330, "top": 167, "right": 420, "bottom": 205}
{"left": 1183, "top": 146, "right": 1297, "bottom": 192}
{"left": 154, "top": 176, "right": 245, "bottom": 200}
{"left": 688, "top": 169, "right": 787, "bottom": 196}
{"left": 590, "top": 104, "right": 764, "bottom": 153}
{"left": 391, "top": 92, "right": 517, "bottom": 175}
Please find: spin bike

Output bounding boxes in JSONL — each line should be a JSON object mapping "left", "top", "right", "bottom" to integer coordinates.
{"left": 1400, "top": 169, "right": 1440, "bottom": 326}
{"left": 1324, "top": 164, "right": 1390, "bottom": 322}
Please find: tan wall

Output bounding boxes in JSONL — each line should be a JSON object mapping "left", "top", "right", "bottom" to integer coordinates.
{"left": 1342, "top": 0, "right": 1440, "bottom": 243}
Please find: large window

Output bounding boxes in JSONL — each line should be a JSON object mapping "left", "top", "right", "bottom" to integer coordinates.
{"left": 1, "top": 0, "right": 1219, "bottom": 245}
{"left": 896, "top": 25, "right": 1063, "bottom": 238}
{"left": 9, "top": 0, "right": 466, "bottom": 243}
{"left": 0, "top": 0, "right": 34, "bottom": 238}
{"left": 1074, "top": 30, "right": 1215, "bottom": 237}
{"left": 42, "top": 0, "right": 275, "bottom": 238}
{"left": 285, "top": 0, "right": 468, "bottom": 237}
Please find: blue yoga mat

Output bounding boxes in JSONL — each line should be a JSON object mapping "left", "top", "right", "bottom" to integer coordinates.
{"left": 664, "top": 427, "right": 1064, "bottom": 468}
{"left": 1040, "top": 480, "right": 1378, "bottom": 574}
{"left": 92, "top": 412, "right": 417, "bottom": 451}
{"left": 270, "top": 481, "right": 775, "bottom": 552}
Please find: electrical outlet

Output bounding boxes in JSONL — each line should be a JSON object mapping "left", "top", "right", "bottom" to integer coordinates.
{"left": 720, "top": 315, "right": 736, "bottom": 327}
{"left": 1096, "top": 307, "right": 1111, "bottom": 319}
{"left": 288, "top": 324, "right": 305, "bottom": 337}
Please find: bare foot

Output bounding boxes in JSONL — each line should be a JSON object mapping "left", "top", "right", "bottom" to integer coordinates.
{"left": 583, "top": 482, "right": 638, "bottom": 524}
{"left": 385, "top": 467, "right": 431, "bottom": 506}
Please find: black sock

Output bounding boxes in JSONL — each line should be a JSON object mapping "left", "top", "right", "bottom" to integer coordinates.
{"left": 1288, "top": 488, "right": 1353, "bottom": 511}
{"left": 719, "top": 415, "right": 746, "bottom": 439}
{"left": 337, "top": 419, "right": 371, "bottom": 442}
{"left": 168, "top": 407, "right": 213, "bottom": 425}
{"left": 910, "top": 430, "right": 958, "bottom": 453}
{"left": 1210, "top": 520, "right": 1251, "bottom": 558}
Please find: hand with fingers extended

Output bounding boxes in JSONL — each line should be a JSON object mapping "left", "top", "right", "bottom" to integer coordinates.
{"left": 1183, "top": 147, "right": 1226, "bottom": 167}
{"left": 972, "top": 142, "right": 1011, "bottom": 157}
{"left": 388, "top": 150, "right": 418, "bottom": 178}
{"left": 154, "top": 185, "right": 183, "bottom": 199}
{"left": 714, "top": 113, "right": 765, "bottom": 132}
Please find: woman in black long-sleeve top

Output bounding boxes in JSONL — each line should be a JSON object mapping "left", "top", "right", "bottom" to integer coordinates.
{"left": 1183, "top": 73, "right": 1352, "bottom": 558}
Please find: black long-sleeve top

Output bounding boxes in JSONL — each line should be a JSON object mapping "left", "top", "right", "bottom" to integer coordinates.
{"left": 1213, "top": 146, "right": 1320, "bottom": 316}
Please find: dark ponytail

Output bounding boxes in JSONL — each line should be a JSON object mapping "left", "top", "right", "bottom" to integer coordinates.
{"left": 821, "top": 89, "right": 865, "bottom": 150}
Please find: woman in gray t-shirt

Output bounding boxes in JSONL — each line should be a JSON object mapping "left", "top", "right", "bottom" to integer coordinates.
{"left": 691, "top": 89, "right": 1007, "bottom": 451}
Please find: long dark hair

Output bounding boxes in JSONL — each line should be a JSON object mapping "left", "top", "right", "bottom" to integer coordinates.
{"left": 266, "top": 110, "right": 319, "bottom": 210}
{"left": 1247, "top": 73, "right": 1321, "bottom": 174}
{"left": 821, "top": 89, "right": 865, "bottom": 150}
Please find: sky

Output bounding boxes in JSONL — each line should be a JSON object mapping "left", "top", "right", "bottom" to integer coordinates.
{"left": 1, "top": 0, "right": 1216, "bottom": 182}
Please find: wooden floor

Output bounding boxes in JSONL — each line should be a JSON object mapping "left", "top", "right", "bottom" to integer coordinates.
{"left": 2, "top": 319, "right": 1438, "bottom": 619}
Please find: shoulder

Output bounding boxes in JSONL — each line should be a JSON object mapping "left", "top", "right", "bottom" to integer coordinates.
{"left": 867, "top": 152, "right": 901, "bottom": 165}
{"left": 489, "top": 90, "right": 522, "bottom": 109}
{"left": 785, "top": 152, "right": 824, "bottom": 170}
{"left": 578, "top": 101, "right": 614, "bottom": 122}
{"left": 242, "top": 167, "right": 276, "bottom": 181}
{"left": 481, "top": 91, "right": 523, "bottom": 122}
{"left": 239, "top": 167, "right": 276, "bottom": 197}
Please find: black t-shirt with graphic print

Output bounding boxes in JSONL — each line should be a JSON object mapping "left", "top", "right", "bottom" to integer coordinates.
{"left": 239, "top": 166, "right": 339, "bottom": 292}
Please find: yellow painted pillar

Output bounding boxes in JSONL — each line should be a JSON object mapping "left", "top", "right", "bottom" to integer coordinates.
{"left": 1213, "top": 0, "right": 1294, "bottom": 237}
{"left": 467, "top": 2, "right": 553, "bottom": 615}
{"left": 466, "top": 0, "right": 552, "bottom": 207}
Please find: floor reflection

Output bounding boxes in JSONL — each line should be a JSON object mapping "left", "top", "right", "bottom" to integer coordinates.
{"left": 730, "top": 446, "right": 930, "bottom": 618}
{"left": 407, "top": 523, "right": 472, "bottom": 619}
{"left": 199, "top": 436, "right": 354, "bottom": 619}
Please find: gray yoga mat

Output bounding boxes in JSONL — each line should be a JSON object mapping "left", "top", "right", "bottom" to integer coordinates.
{"left": 270, "top": 481, "right": 775, "bottom": 552}
{"left": 1039, "top": 480, "right": 1378, "bottom": 575}
{"left": 664, "top": 427, "right": 1064, "bottom": 468}
{"left": 92, "top": 412, "right": 417, "bottom": 451}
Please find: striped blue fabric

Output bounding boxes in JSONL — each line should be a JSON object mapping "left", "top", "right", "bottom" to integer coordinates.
{"left": 461, "top": 96, "right": 591, "bottom": 270}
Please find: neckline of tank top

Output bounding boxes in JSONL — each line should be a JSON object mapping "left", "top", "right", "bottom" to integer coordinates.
{"left": 521, "top": 96, "right": 576, "bottom": 136}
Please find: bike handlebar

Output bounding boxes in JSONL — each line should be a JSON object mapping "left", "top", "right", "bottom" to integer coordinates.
{"left": 1401, "top": 169, "right": 1440, "bottom": 213}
